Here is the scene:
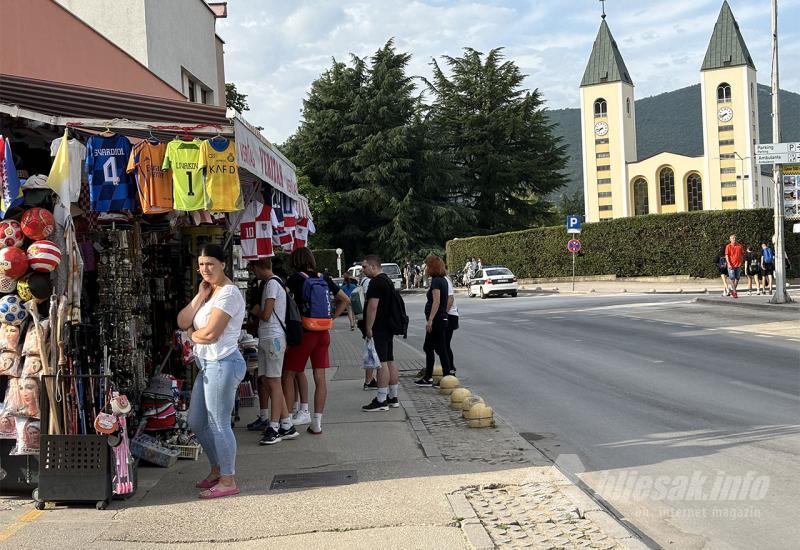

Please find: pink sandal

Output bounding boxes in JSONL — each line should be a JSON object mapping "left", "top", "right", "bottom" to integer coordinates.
{"left": 199, "top": 485, "right": 240, "bottom": 499}
{"left": 195, "top": 478, "right": 220, "bottom": 489}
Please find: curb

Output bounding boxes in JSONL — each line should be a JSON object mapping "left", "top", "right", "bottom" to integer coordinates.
{"left": 446, "top": 493, "right": 495, "bottom": 550}
{"left": 693, "top": 297, "right": 798, "bottom": 312}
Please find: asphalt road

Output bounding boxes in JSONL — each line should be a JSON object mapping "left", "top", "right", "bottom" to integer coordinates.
{"left": 401, "top": 292, "right": 800, "bottom": 550}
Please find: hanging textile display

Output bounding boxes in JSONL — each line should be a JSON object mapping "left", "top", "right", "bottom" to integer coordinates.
{"left": 126, "top": 140, "right": 173, "bottom": 214}
{"left": 0, "top": 136, "right": 24, "bottom": 218}
{"left": 199, "top": 137, "right": 242, "bottom": 212}
{"left": 85, "top": 134, "right": 135, "bottom": 212}
{"left": 162, "top": 139, "right": 205, "bottom": 211}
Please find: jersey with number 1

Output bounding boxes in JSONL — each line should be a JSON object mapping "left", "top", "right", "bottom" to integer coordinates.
{"left": 85, "top": 134, "right": 134, "bottom": 211}
{"left": 162, "top": 139, "right": 205, "bottom": 211}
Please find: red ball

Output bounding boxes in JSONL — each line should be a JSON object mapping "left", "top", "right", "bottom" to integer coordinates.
{"left": 20, "top": 208, "right": 55, "bottom": 241}
{"left": 27, "top": 240, "right": 61, "bottom": 272}
{"left": 0, "top": 247, "right": 28, "bottom": 279}
{"left": 0, "top": 220, "right": 23, "bottom": 249}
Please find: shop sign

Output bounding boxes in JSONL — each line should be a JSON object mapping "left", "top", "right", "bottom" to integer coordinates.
{"left": 234, "top": 118, "right": 299, "bottom": 199}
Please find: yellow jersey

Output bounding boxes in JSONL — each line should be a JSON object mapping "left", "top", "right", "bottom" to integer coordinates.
{"left": 162, "top": 139, "right": 205, "bottom": 211}
{"left": 199, "top": 138, "right": 243, "bottom": 212}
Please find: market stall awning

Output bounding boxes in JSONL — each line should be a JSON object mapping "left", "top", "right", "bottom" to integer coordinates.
{"left": 0, "top": 75, "right": 229, "bottom": 128}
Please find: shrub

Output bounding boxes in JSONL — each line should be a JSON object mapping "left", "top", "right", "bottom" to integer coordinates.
{"left": 446, "top": 209, "right": 799, "bottom": 279}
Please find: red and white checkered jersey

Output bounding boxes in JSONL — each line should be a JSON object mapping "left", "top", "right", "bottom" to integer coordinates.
{"left": 239, "top": 200, "right": 279, "bottom": 260}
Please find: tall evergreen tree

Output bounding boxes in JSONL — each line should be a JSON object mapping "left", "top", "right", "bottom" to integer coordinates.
{"left": 426, "top": 48, "right": 568, "bottom": 234}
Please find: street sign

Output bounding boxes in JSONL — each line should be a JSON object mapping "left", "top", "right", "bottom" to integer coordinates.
{"left": 756, "top": 152, "right": 800, "bottom": 165}
{"left": 566, "top": 215, "right": 582, "bottom": 234}
{"left": 755, "top": 142, "right": 800, "bottom": 155}
{"left": 567, "top": 239, "right": 582, "bottom": 253}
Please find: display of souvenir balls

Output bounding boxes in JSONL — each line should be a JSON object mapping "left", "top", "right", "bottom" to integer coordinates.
{"left": 20, "top": 208, "right": 55, "bottom": 240}
{"left": 0, "top": 295, "right": 27, "bottom": 325}
{"left": 24, "top": 272, "right": 51, "bottom": 301}
{"left": 0, "top": 220, "right": 23, "bottom": 249}
{"left": 26, "top": 240, "right": 61, "bottom": 272}
{"left": 0, "top": 247, "right": 28, "bottom": 279}
{"left": 0, "top": 275, "right": 16, "bottom": 294}
{"left": 16, "top": 274, "right": 32, "bottom": 302}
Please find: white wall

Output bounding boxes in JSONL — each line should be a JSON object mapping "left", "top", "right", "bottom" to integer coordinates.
{"left": 55, "top": 0, "right": 149, "bottom": 66}
{"left": 144, "top": 0, "right": 222, "bottom": 105}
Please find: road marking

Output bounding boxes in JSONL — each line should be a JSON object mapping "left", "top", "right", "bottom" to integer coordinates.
{"left": 729, "top": 380, "right": 800, "bottom": 401}
{"left": 755, "top": 334, "right": 773, "bottom": 338}
{"left": 650, "top": 360, "right": 664, "bottom": 363}
{"left": 547, "top": 316, "right": 565, "bottom": 319}
{"left": 0, "top": 509, "right": 42, "bottom": 541}
{"left": 571, "top": 300, "right": 691, "bottom": 312}
{"left": 670, "top": 329, "right": 718, "bottom": 337}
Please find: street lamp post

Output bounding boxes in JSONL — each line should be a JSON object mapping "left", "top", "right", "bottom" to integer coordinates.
{"left": 335, "top": 248, "right": 343, "bottom": 278}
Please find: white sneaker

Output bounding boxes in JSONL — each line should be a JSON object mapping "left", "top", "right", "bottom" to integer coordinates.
{"left": 292, "top": 410, "right": 311, "bottom": 425}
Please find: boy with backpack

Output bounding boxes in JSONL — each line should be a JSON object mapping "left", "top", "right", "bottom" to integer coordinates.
{"left": 361, "top": 255, "right": 408, "bottom": 412}
{"left": 248, "top": 258, "right": 299, "bottom": 445}
{"left": 282, "top": 248, "right": 350, "bottom": 435}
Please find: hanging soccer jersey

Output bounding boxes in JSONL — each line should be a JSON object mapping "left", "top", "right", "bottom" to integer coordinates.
{"left": 198, "top": 138, "right": 243, "bottom": 212}
{"left": 239, "top": 200, "right": 279, "bottom": 260}
{"left": 85, "top": 134, "right": 134, "bottom": 212}
{"left": 126, "top": 141, "right": 173, "bottom": 214}
{"left": 162, "top": 140, "right": 204, "bottom": 211}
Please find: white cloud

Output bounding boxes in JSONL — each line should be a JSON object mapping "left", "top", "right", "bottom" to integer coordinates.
{"left": 219, "top": 0, "right": 800, "bottom": 143}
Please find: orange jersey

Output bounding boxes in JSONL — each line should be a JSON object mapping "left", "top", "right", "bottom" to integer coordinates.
{"left": 126, "top": 141, "right": 173, "bottom": 213}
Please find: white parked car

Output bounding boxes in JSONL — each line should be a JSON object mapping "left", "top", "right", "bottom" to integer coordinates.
{"left": 468, "top": 266, "right": 518, "bottom": 299}
{"left": 347, "top": 262, "right": 403, "bottom": 290}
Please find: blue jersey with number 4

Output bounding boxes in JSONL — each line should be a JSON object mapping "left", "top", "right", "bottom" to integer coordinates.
{"left": 86, "top": 134, "right": 134, "bottom": 212}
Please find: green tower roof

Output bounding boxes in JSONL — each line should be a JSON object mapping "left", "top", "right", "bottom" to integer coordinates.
{"left": 701, "top": 1, "right": 755, "bottom": 71}
{"left": 581, "top": 19, "right": 633, "bottom": 87}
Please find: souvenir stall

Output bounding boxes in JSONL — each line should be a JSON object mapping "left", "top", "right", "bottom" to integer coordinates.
{"left": 0, "top": 105, "right": 314, "bottom": 507}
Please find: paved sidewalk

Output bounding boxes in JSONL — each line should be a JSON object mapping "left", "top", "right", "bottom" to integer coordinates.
{"left": 0, "top": 320, "right": 649, "bottom": 549}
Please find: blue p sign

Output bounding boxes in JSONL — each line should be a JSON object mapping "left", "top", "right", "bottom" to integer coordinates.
{"left": 566, "top": 215, "right": 582, "bottom": 234}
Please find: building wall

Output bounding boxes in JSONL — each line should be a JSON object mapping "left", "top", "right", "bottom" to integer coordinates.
{"left": 144, "top": 0, "right": 222, "bottom": 106}
{"left": 581, "top": 82, "right": 636, "bottom": 222}
{"left": 54, "top": 0, "right": 149, "bottom": 66}
{"left": 626, "top": 153, "right": 706, "bottom": 215}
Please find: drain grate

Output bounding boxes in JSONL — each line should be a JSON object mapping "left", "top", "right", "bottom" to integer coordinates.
{"left": 270, "top": 470, "right": 358, "bottom": 490}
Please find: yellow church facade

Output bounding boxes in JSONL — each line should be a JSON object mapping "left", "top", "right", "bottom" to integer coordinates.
{"left": 580, "top": 1, "right": 775, "bottom": 222}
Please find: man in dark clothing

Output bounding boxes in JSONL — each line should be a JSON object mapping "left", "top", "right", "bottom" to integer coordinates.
{"left": 361, "top": 255, "right": 400, "bottom": 412}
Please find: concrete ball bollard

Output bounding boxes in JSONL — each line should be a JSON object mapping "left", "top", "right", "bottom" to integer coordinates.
{"left": 466, "top": 403, "right": 494, "bottom": 428}
{"left": 462, "top": 396, "right": 485, "bottom": 418}
{"left": 449, "top": 387, "right": 472, "bottom": 409}
{"left": 432, "top": 364, "right": 444, "bottom": 383}
{"left": 438, "top": 375, "right": 459, "bottom": 395}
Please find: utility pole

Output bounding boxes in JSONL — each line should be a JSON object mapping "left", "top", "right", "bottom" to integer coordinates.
{"left": 770, "top": 0, "right": 791, "bottom": 303}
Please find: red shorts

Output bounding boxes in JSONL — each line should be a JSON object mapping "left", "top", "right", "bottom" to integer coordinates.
{"left": 283, "top": 331, "right": 331, "bottom": 372}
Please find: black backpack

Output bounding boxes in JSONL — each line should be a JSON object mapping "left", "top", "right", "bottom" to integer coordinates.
{"left": 387, "top": 287, "right": 409, "bottom": 339}
{"left": 270, "top": 277, "right": 303, "bottom": 346}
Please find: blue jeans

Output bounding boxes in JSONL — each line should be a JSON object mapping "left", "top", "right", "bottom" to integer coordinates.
{"left": 728, "top": 267, "right": 742, "bottom": 281}
{"left": 188, "top": 351, "right": 246, "bottom": 476}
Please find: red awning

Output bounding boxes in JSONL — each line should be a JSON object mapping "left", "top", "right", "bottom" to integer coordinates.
{"left": 0, "top": 75, "right": 229, "bottom": 127}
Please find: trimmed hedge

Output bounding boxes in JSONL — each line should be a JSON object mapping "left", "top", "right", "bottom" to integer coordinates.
{"left": 311, "top": 248, "right": 345, "bottom": 276}
{"left": 446, "top": 209, "right": 799, "bottom": 280}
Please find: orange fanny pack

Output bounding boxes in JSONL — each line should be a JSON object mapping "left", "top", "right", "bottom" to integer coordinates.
{"left": 301, "top": 317, "right": 333, "bottom": 332}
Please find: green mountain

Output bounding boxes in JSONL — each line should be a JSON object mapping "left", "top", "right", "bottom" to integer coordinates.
{"left": 546, "top": 84, "right": 800, "bottom": 197}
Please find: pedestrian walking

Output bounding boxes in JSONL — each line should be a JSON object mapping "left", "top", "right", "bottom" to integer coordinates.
{"left": 247, "top": 258, "right": 299, "bottom": 446}
{"left": 761, "top": 242, "right": 775, "bottom": 294}
{"left": 715, "top": 244, "right": 730, "bottom": 296}
{"left": 361, "top": 255, "right": 401, "bottom": 411}
{"left": 415, "top": 255, "right": 453, "bottom": 387}
{"left": 282, "top": 247, "right": 349, "bottom": 435}
{"left": 341, "top": 273, "right": 358, "bottom": 331}
{"left": 744, "top": 246, "right": 763, "bottom": 295}
{"left": 177, "top": 244, "right": 246, "bottom": 499}
{"left": 358, "top": 272, "right": 378, "bottom": 390}
{"left": 724, "top": 234, "right": 744, "bottom": 298}
{"left": 444, "top": 274, "right": 459, "bottom": 374}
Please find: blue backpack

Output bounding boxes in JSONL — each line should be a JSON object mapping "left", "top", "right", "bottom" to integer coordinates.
{"left": 300, "top": 272, "right": 333, "bottom": 331}
{"left": 762, "top": 247, "right": 774, "bottom": 264}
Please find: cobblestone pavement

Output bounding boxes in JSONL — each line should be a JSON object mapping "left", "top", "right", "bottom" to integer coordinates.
{"left": 460, "top": 483, "right": 623, "bottom": 549}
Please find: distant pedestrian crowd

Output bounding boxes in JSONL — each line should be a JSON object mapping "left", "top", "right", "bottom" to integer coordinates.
{"left": 715, "top": 235, "right": 789, "bottom": 298}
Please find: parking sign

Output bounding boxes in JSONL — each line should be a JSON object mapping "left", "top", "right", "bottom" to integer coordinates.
{"left": 566, "top": 215, "right": 582, "bottom": 234}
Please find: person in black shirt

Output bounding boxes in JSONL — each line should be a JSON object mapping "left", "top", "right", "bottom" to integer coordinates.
{"left": 282, "top": 247, "right": 349, "bottom": 435}
{"left": 415, "top": 255, "right": 453, "bottom": 386}
{"left": 361, "top": 255, "right": 400, "bottom": 411}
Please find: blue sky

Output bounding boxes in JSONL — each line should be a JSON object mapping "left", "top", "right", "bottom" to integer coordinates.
{"left": 218, "top": 0, "right": 800, "bottom": 143}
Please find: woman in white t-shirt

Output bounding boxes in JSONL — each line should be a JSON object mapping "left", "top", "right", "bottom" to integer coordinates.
{"left": 177, "top": 244, "right": 246, "bottom": 499}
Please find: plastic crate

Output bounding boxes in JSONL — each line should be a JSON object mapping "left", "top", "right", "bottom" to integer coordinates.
{"left": 238, "top": 395, "right": 256, "bottom": 408}
{"left": 174, "top": 444, "right": 202, "bottom": 460}
{"left": 130, "top": 434, "right": 180, "bottom": 468}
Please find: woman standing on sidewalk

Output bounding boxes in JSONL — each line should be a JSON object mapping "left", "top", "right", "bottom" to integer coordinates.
{"left": 178, "top": 244, "right": 246, "bottom": 499}
{"left": 415, "top": 255, "right": 453, "bottom": 387}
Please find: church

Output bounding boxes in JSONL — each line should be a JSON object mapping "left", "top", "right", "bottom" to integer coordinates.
{"left": 580, "top": 1, "right": 775, "bottom": 222}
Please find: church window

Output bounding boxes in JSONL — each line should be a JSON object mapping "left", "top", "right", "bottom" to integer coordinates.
{"left": 687, "top": 174, "right": 703, "bottom": 211}
{"left": 718, "top": 125, "right": 734, "bottom": 132}
{"left": 596, "top": 152, "right": 610, "bottom": 158}
{"left": 722, "top": 195, "right": 737, "bottom": 202}
{"left": 597, "top": 178, "right": 612, "bottom": 184}
{"left": 717, "top": 83, "right": 732, "bottom": 103}
{"left": 595, "top": 138, "right": 609, "bottom": 145}
{"left": 721, "top": 181, "right": 737, "bottom": 188}
{"left": 594, "top": 99, "right": 607, "bottom": 117}
{"left": 626, "top": 98, "right": 631, "bottom": 117}
{"left": 632, "top": 178, "right": 649, "bottom": 216}
{"left": 597, "top": 165, "right": 611, "bottom": 171}
{"left": 720, "top": 167, "right": 736, "bottom": 174}
{"left": 719, "top": 153, "right": 735, "bottom": 159}
{"left": 598, "top": 191, "right": 612, "bottom": 198}
{"left": 599, "top": 205, "right": 613, "bottom": 211}
{"left": 659, "top": 168, "right": 675, "bottom": 206}
{"left": 719, "top": 139, "right": 735, "bottom": 146}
